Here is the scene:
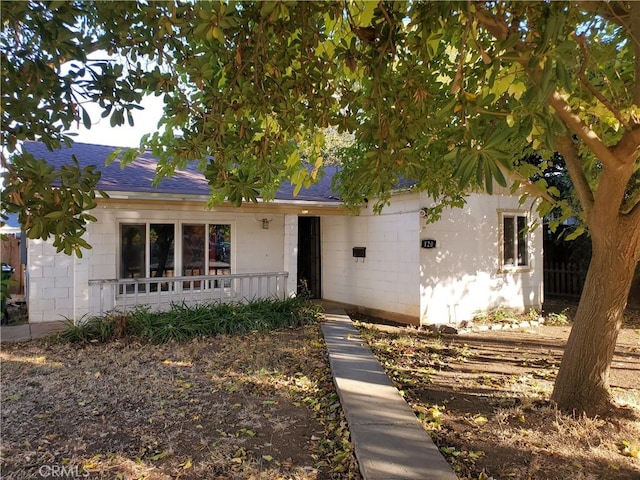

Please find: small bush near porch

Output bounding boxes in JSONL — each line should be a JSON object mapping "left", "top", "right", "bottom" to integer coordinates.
{"left": 0, "top": 307, "right": 361, "bottom": 479}
{"left": 59, "top": 297, "right": 321, "bottom": 344}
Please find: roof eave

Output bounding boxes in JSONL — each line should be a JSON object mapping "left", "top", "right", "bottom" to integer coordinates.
{"left": 96, "top": 190, "right": 347, "bottom": 215}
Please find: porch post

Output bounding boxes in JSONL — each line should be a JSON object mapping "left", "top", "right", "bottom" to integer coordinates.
{"left": 283, "top": 214, "right": 298, "bottom": 297}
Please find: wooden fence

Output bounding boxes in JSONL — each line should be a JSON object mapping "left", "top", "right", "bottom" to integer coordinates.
{"left": 1, "top": 234, "right": 24, "bottom": 295}
{"left": 544, "top": 261, "right": 586, "bottom": 298}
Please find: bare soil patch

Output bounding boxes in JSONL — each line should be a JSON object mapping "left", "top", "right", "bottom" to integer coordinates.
{"left": 356, "top": 307, "right": 640, "bottom": 480}
{"left": 0, "top": 324, "right": 361, "bottom": 479}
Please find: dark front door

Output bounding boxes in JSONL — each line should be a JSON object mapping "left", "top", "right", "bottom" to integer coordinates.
{"left": 297, "top": 216, "right": 321, "bottom": 299}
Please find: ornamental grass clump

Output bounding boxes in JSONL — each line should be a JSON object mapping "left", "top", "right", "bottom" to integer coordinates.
{"left": 58, "top": 297, "right": 322, "bottom": 344}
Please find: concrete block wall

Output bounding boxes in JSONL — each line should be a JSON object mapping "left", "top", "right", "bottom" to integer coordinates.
{"left": 322, "top": 190, "right": 543, "bottom": 326}
{"left": 27, "top": 203, "right": 289, "bottom": 323}
{"left": 26, "top": 193, "right": 543, "bottom": 325}
{"left": 322, "top": 195, "right": 421, "bottom": 319}
{"left": 418, "top": 191, "right": 543, "bottom": 324}
{"left": 27, "top": 239, "right": 87, "bottom": 322}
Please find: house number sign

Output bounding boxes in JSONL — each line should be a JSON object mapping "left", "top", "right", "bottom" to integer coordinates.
{"left": 421, "top": 239, "right": 437, "bottom": 249}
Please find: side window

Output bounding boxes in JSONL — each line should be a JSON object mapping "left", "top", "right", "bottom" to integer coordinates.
{"left": 181, "top": 223, "right": 232, "bottom": 276}
{"left": 182, "top": 224, "right": 206, "bottom": 276}
{"left": 209, "top": 224, "right": 231, "bottom": 275}
{"left": 119, "top": 222, "right": 230, "bottom": 288}
{"left": 150, "top": 223, "right": 175, "bottom": 278}
{"left": 120, "top": 223, "right": 176, "bottom": 279}
{"left": 500, "top": 212, "right": 529, "bottom": 270}
{"left": 120, "top": 224, "right": 145, "bottom": 279}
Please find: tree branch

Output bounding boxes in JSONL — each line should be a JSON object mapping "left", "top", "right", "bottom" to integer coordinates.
{"left": 377, "top": 1, "right": 396, "bottom": 57}
{"left": 0, "top": 151, "right": 9, "bottom": 171}
{"left": 574, "top": 33, "right": 630, "bottom": 129}
{"left": 576, "top": 1, "right": 630, "bottom": 27}
{"left": 473, "top": 4, "right": 508, "bottom": 40}
{"left": 554, "top": 133, "right": 595, "bottom": 220}
{"left": 622, "top": 186, "right": 640, "bottom": 215}
{"left": 611, "top": 125, "right": 640, "bottom": 163}
{"left": 548, "top": 91, "right": 623, "bottom": 169}
{"left": 451, "top": 14, "right": 471, "bottom": 94}
{"left": 474, "top": 3, "right": 633, "bottom": 172}
{"left": 503, "top": 166, "right": 557, "bottom": 205}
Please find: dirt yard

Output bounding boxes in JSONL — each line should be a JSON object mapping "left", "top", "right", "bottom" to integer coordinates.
{"left": 2, "top": 304, "right": 639, "bottom": 480}
{"left": 357, "top": 306, "right": 640, "bottom": 480}
{"left": 0, "top": 324, "right": 361, "bottom": 479}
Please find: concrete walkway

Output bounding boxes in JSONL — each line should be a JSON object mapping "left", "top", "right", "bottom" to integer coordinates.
{"left": 0, "top": 321, "right": 67, "bottom": 343}
{"left": 321, "top": 311, "right": 457, "bottom": 480}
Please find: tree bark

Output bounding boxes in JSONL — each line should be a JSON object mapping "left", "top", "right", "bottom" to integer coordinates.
{"left": 551, "top": 210, "right": 640, "bottom": 415}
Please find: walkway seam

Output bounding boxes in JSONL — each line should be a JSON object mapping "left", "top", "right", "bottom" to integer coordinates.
{"left": 321, "top": 312, "right": 457, "bottom": 480}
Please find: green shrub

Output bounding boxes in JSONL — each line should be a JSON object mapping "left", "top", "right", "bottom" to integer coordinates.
{"left": 58, "top": 315, "right": 116, "bottom": 343}
{"left": 57, "top": 297, "right": 323, "bottom": 344}
{"left": 545, "top": 309, "right": 571, "bottom": 325}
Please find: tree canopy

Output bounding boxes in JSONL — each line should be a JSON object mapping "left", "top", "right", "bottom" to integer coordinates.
{"left": 2, "top": 1, "right": 640, "bottom": 415}
{"left": 3, "top": 2, "right": 639, "bottom": 232}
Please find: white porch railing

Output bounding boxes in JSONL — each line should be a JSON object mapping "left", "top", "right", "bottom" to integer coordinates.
{"left": 88, "top": 272, "right": 289, "bottom": 316}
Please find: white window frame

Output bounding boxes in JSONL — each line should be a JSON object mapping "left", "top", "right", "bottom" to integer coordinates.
{"left": 498, "top": 210, "right": 531, "bottom": 273}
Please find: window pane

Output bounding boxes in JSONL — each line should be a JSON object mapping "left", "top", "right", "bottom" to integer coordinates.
{"left": 150, "top": 224, "right": 174, "bottom": 278}
{"left": 120, "top": 224, "right": 145, "bottom": 279}
{"left": 503, "top": 217, "right": 515, "bottom": 266}
{"left": 209, "top": 224, "right": 231, "bottom": 275}
{"left": 517, "top": 216, "right": 528, "bottom": 266}
{"left": 183, "top": 225, "right": 205, "bottom": 276}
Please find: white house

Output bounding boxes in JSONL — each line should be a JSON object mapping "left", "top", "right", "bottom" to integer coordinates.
{"left": 23, "top": 141, "right": 543, "bottom": 326}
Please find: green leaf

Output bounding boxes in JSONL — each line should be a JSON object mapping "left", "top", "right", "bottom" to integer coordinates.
{"left": 555, "top": 60, "right": 571, "bottom": 91}
{"left": 149, "top": 450, "right": 170, "bottom": 461}
{"left": 81, "top": 107, "right": 91, "bottom": 130}
{"left": 485, "top": 126, "right": 513, "bottom": 150}
{"left": 455, "top": 152, "right": 477, "bottom": 189}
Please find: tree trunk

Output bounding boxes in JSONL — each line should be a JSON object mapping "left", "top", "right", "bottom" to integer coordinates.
{"left": 551, "top": 216, "right": 640, "bottom": 416}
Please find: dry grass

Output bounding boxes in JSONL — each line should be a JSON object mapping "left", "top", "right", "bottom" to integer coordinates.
{"left": 357, "top": 321, "right": 640, "bottom": 480}
{"left": 0, "top": 324, "right": 361, "bottom": 480}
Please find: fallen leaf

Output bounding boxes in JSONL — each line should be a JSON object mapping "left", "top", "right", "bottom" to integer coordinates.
{"left": 149, "top": 450, "right": 170, "bottom": 461}
{"left": 473, "top": 415, "right": 488, "bottom": 425}
{"left": 620, "top": 441, "right": 639, "bottom": 458}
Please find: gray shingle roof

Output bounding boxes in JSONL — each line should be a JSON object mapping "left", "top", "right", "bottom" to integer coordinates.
{"left": 22, "top": 141, "right": 341, "bottom": 203}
